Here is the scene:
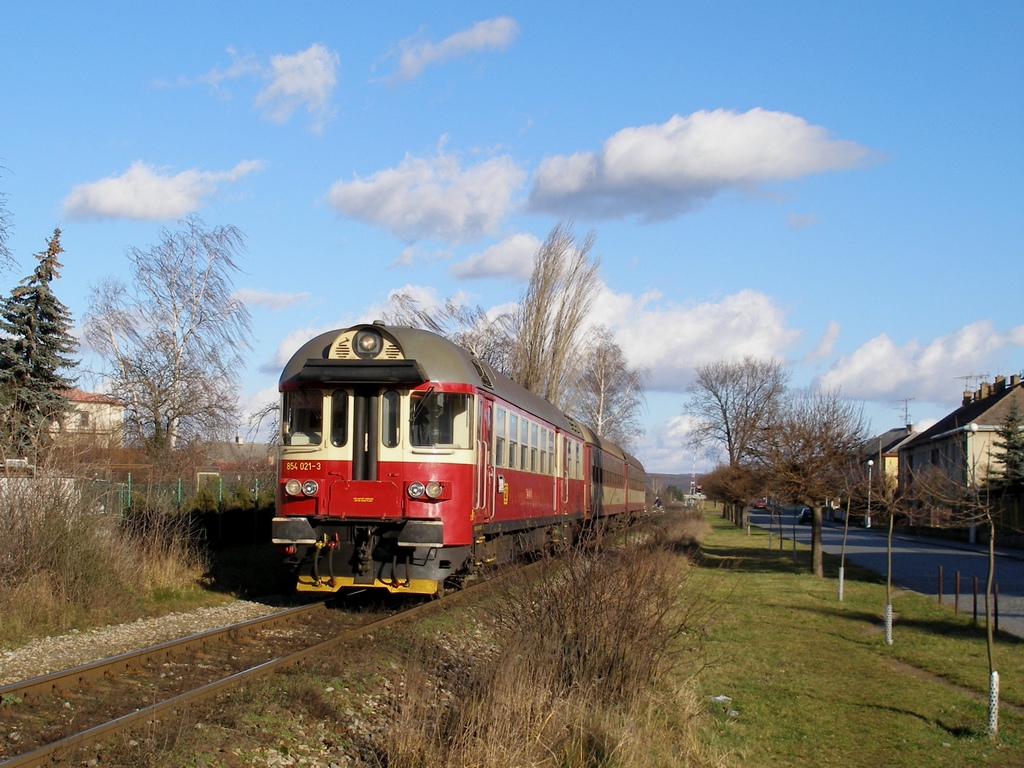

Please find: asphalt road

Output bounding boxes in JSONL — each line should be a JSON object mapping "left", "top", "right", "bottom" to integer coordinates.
{"left": 747, "top": 508, "right": 1024, "bottom": 641}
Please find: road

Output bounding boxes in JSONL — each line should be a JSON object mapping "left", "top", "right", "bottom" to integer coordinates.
{"left": 748, "top": 508, "right": 1024, "bottom": 640}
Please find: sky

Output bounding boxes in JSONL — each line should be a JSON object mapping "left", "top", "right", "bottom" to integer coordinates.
{"left": 1, "top": 2, "right": 1022, "bottom": 475}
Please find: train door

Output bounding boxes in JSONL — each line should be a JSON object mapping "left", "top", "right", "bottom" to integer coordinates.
{"left": 476, "top": 396, "right": 495, "bottom": 520}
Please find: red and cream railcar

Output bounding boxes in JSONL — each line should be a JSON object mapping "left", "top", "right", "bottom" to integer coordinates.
{"left": 272, "top": 322, "right": 645, "bottom": 596}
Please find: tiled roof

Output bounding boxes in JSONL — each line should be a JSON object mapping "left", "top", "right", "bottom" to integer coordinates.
{"left": 901, "top": 379, "right": 1024, "bottom": 450}
{"left": 65, "top": 388, "right": 123, "bottom": 405}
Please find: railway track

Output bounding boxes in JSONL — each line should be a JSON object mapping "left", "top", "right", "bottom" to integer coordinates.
{"left": 0, "top": 589, "right": 470, "bottom": 768}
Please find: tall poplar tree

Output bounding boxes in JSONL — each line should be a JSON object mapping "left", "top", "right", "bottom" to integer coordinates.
{"left": 0, "top": 229, "right": 78, "bottom": 456}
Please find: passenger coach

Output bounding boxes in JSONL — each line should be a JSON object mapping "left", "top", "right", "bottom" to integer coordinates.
{"left": 272, "top": 322, "right": 645, "bottom": 596}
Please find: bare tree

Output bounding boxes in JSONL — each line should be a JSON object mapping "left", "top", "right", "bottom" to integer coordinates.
{"left": 84, "top": 216, "right": 252, "bottom": 452}
{"left": 572, "top": 325, "right": 647, "bottom": 449}
{"left": 383, "top": 222, "right": 601, "bottom": 411}
{"left": 762, "top": 389, "right": 868, "bottom": 576}
{"left": 686, "top": 357, "right": 789, "bottom": 466}
{"left": 509, "top": 223, "right": 600, "bottom": 408}
{"left": 381, "top": 293, "right": 515, "bottom": 374}
{"left": 685, "top": 357, "right": 789, "bottom": 524}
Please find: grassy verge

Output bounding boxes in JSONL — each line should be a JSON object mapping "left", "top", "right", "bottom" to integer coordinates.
{"left": 696, "top": 510, "right": 1024, "bottom": 767}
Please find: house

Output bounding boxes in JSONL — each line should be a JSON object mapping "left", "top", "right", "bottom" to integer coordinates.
{"left": 61, "top": 388, "right": 125, "bottom": 448}
{"left": 899, "top": 374, "right": 1024, "bottom": 491}
{"left": 862, "top": 425, "right": 916, "bottom": 490}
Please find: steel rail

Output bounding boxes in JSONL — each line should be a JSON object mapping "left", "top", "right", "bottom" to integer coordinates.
{"left": 0, "top": 585, "right": 479, "bottom": 768}
{"left": 0, "top": 601, "right": 328, "bottom": 703}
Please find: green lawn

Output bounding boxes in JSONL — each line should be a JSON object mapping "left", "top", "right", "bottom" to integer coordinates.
{"left": 694, "top": 510, "right": 1024, "bottom": 767}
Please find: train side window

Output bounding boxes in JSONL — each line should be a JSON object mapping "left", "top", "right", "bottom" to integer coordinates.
{"left": 283, "top": 390, "right": 323, "bottom": 446}
{"left": 530, "top": 423, "right": 539, "bottom": 472}
{"left": 382, "top": 391, "right": 400, "bottom": 448}
{"left": 495, "top": 407, "right": 506, "bottom": 467}
{"left": 509, "top": 413, "right": 518, "bottom": 469}
{"left": 549, "top": 431, "right": 556, "bottom": 476}
{"left": 410, "top": 392, "right": 472, "bottom": 448}
{"left": 521, "top": 418, "right": 530, "bottom": 472}
{"left": 330, "top": 391, "right": 349, "bottom": 447}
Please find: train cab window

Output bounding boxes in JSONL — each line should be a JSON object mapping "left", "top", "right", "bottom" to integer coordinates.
{"left": 509, "top": 414, "right": 518, "bottom": 469}
{"left": 382, "top": 390, "right": 400, "bottom": 448}
{"left": 410, "top": 391, "right": 472, "bottom": 448}
{"left": 330, "top": 391, "right": 349, "bottom": 447}
{"left": 495, "top": 407, "right": 507, "bottom": 467}
{"left": 283, "top": 390, "right": 323, "bottom": 446}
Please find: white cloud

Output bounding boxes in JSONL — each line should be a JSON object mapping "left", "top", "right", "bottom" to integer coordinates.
{"left": 255, "top": 43, "right": 339, "bottom": 132}
{"left": 591, "top": 286, "right": 801, "bottom": 392}
{"left": 326, "top": 147, "right": 526, "bottom": 243}
{"left": 529, "top": 108, "right": 871, "bottom": 221}
{"left": 62, "top": 160, "right": 263, "bottom": 220}
{"left": 450, "top": 232, "right": 541, "bottom": 280}
{"left": 805, "top": 320, "right": 841, "bottom": 362}
{"left": 817, "top": 321, "right": 1024, "bottom": 402}
{"left": 234, "top": 288, "right": 311, "bottom": 311}
{"left": 389, "top": 17, "right": 520, "bottom": 83}
{"left": 196, "top": 47, "right": 262, "bottom": 91}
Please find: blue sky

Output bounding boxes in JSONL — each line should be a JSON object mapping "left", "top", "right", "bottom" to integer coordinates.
{"left": 2, "top": 2, "right": 1021, "bottom": 474}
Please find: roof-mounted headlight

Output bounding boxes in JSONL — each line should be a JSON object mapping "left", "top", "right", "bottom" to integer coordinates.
{"left": 353, "top": 329, "right": 383, "bottom": 359}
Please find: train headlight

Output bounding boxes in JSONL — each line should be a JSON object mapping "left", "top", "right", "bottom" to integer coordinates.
{"left": 353, "top": 329, "right": 383, "bottom": 359}
{"left": 425, "top": 481, "right": 443, "bottom": 499}
{"left": 407, "top": 481, "right": 426, "bottom": 499}
{"left": 301, "top": 480, "right": 319, "bottom": 496}
{"left": 284, "top": 479, "right": 303, "bottom": 496}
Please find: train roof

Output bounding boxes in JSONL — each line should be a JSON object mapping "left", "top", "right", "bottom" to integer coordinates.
{"left": 280, "top": 322, "right": 588, "bottom": 439}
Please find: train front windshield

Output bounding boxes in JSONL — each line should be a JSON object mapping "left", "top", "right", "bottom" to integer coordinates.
{"left": 282, "top": 389, "right": 472, "bottom": 450}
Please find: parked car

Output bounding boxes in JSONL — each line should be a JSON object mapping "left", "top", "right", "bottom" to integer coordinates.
{"left": 752, "top": 499, "right": 767, "bottom": 509}
{"left": 797, "top": 507, "right": 812, "bottom": 524}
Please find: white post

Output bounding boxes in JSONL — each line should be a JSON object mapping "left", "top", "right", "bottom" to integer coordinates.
{"left": 885, "top": 603, "right": 893, "bottom": 645}
{"left": 988, "top": 670, "right": 999, "bottom": 738}
{"left": 838, "top": 565, "right": 845, "bottom": 602}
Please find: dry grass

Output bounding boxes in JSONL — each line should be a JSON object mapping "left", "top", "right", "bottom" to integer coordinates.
{"left": 380, "top": 510, "right": 727, "bottom": 768}
{"left": 0, "top": 469, "right": 209, "bottom": 646}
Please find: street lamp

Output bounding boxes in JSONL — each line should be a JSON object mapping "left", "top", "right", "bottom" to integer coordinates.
{"left": 865, "top": 459, "right": 874, "bottom": 529}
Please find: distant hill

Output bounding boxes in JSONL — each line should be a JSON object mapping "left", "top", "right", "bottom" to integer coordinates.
{"left": 647, "top": 473, "right": 701, "bottom": 493}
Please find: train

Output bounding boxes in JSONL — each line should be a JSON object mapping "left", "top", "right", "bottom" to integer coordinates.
{"left": 271, "top": 321, "right": 646, "bottom": 597}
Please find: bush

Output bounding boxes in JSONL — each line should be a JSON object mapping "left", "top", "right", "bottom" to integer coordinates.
{"left": 381, "top": 510, "right": 726, "bottom": 767}
{"left": 0, "top": 469, "right": 208, "bottom": 646}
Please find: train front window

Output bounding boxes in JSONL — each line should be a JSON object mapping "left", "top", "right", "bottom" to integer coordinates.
{"left": 283, "top": 390, "right": 323, "bottom": 446}
{"left": 410, "top": 391, "right": 472, "bottom": 448}
{"left": 330, "top": 391, "right": 349, "bottom": 447}
{"left": 382, "top": 390, "right": 400, "bottom": 448}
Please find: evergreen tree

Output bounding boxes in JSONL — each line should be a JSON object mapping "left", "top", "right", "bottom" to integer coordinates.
{"left": 0, "top": 228, "right": 78, "bottom": 456}
{"left": 991, "top": 398, "right": 1024, "bottom": 496}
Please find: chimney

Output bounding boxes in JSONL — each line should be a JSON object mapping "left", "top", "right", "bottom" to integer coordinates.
{"left": 1012, "top": 374, "right": 1021, "bottom": 388}
{"left": 235, "top": 435, "right": 242, "bottom": 444}
{"left": 995, "top": 375, "right": 1006, "bottom": 392}
{"left": 980, "top": 382, "right": 991, "bottom": 399}
{"left": 963, "top": 391, "right": 973, "bottom": 407}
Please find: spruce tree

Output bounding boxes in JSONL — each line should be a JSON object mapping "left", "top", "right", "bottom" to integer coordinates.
{"left": 992, "top": 398, "right": 1024, "bottom": 496}
{"left": 0, "top": 228, "right": 78, "bottom": 456}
